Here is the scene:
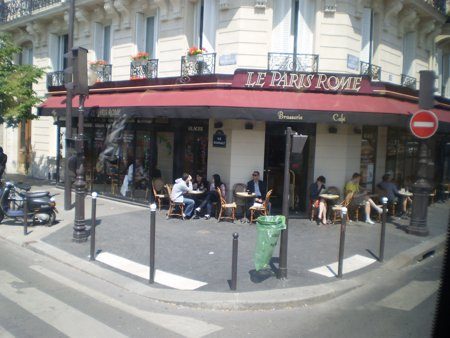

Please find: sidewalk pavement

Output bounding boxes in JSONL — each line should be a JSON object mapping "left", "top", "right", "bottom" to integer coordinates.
{"left": 0, "top": 175, "right": 448, "bottom": 310}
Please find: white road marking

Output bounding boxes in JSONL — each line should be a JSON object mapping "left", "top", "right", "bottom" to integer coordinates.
{"left": 96, "top": 251, "right": 207, "bottom": 290}
{"left": 376, "top": 280, "right": 439, "bottom": 311}
{"left": 412, "top": 121, "right": 435, "bottom": 128}
{"left": 0, "top": 270, "right": 126, "bottom": 338}
{"left": 30, "top": 265, "right": 222, "bottom": 338}
{"left": 309, "top": 254, "right": 376, "bottom": 277}
{"left": 0, "top": 325, "right": 15, "bottom": 338}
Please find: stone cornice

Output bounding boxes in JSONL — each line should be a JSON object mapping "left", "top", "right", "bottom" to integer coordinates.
{"left": 169, "top": 0, "right": 183, "bottom": 19}
{"left": 75, "top": 8, "right": 91, "bottom": 37}
{"left": 419, "top": 20, "right": 435, "bottom": 46}
{"left": 255, "top": 0, "right": 267, "bottom": 9}
{"left": 384, "top": 0, "right": 403, "bottom": 29}
{"left": 154, "top": 0, "right": 169, "bottom": 21}
{"left": 219, "top": 0, "right": 230, "bottom": 10}
{"left": 398, "top": 8, "right": 417, "bottom": 35}
{"left": 104, "top": 0, "right": 121, "bottom": 30}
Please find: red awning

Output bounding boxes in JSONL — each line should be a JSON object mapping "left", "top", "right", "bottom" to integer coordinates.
{"left": 39, "top": 88, "right": 450, "bottom": 123}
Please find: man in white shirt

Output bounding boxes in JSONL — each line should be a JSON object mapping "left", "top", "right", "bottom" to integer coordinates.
{"left": 171, "top": 173, "right": 195, "bottom": 218}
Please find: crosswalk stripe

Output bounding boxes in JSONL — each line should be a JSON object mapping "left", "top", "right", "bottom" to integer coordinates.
{"left": 0, "top": 325, "right": 15, "bottom": 338}
{"left": 309, "top": 254, "right": 376, "bottom": 277}
{"left": 0, "top": 270, "right": 126, "bottom": 338}
{"left": 96, "top": 251, "right": 207, "bottom": 290}
{"left": 376, "top": 280, "right": 439, "bottom": 311}
{"left": 30, "top": 265, "right": 223, "bottom": 338}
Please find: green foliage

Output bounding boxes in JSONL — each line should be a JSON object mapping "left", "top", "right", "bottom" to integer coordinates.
{"left": 0, "top": 33, "right": 45, "bottom": 126}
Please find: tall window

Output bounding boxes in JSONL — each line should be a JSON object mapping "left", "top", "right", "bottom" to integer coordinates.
{"left": 193, "top": 0, "right": 216, "bottom": 51}
{"left": 94, "top": 23, "right": 111, "bottom": 62}
{"left": 57, "top": 34, "right": 68, "bottom": 70}
{"left": 360, "top": 8, "right": 373, "bottom": 64}
{"left": 272, "top": 0, "right": 315, "bottom": 54}
{"left": 136, "top": 14, "right": 156, "bottom": 56}
{"left": 402, "top": 32, "right": 416, "bottom": 76}
{"left": 19, "top": 43, "right": 33, "bottom": 65}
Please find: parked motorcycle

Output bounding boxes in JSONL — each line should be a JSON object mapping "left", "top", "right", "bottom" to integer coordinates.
{"left": 0, "top": 181, "right": 57, "bottom": 226}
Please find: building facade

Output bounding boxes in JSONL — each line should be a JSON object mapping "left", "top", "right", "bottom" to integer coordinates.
{"left": 1, "top": 0, "right": 450, "bottom": 213}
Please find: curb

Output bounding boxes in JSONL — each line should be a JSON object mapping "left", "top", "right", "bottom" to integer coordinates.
{"left": 9, "top": 232, "right": 444, "bottom": 311}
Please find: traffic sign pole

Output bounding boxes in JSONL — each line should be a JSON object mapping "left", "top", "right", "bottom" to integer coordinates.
{"left": 407, "top": 71, "right": 437, "bottom": 237}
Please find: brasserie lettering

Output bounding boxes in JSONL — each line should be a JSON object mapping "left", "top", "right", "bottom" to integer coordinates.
{"left": 245, "top": 71, "right": 363, "bottom": 92}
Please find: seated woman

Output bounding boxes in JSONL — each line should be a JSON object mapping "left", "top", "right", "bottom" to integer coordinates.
{"left": 309, "top": 176, "right": 328, "bottom": 225}
{"left": 192, "top": 172, "right": 209, "bottom": 192}
{"left": 194, "top": 174, "right": 226, "bottom": 220}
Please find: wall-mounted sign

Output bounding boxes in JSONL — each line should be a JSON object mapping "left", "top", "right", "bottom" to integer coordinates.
{"left": 187, "top": 126, "right": 204, "bottom": 132}
{"left": 219, "top": 53, "right": 237, "bottom": 66}
{"left": 232, "top": 70, "right": 373, "bottom": 94}
{"left": 347, "top": 54, "right": 360, "bottom": 71}
{"left": 97, "top": 108, "right": 122, "bottom": 118}
{"left": 213, "top": 130, "right": 226, "bottom": 148}
{"left": 332, "top": 113, "right": 347, "bottom": 123}
{"left": 277, "top": 111, "right": 304, "bottom": 121}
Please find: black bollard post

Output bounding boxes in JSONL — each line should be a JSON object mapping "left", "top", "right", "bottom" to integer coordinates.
{"left": 230, "top": 232, "right": 239, "bottom": 291}
{"left": 338, "top": 207, "right": 347, "bottom": 278}
{"left": 89, "top": 192, "right": 98, "bottom": 261}
{"left": 149, "top": 203, "right": 157, "bottom": 284}
{"left": 23, "top": 198, "right": 28, "bottom": 236}
{"left": 379, "top": 197, "right": 388, "bottom": 262}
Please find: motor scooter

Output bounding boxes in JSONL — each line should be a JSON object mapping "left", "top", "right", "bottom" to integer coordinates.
{"left": 0, "top": 181, "right": 57, "bottom": 225}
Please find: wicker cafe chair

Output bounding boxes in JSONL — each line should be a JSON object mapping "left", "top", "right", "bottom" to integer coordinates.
{"left": 249, "top": 189, "right": 273, "bottom": 224}
{"left": 152, "top": 178, "right": 169, "bottom": 211}
{"left": 165, "top": 184, "right": 185, "bottom": 219}
{"left": 216, "top": 187, "right": 237, "bottom": 222}
{"left": 331, "top": 192, "right": 352, "bottom": 224}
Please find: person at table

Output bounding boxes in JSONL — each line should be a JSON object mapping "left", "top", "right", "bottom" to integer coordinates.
{"left": 309, "top": 175, "right": 328, "bottom": 225}
{"left": 195, "top": 174, "right": 226, "bottom": 220}
{"left": 345, "top": 172, "right": 382, "bottom": 225}
{"left": 377, "top": 173, "right": 406, "bottom": 217}
{"left": 246, "top": 170, "right": 266, "bottom": 204}
{"left": 170, "top": 173, "right": 195, "bottom": 219}
{"left": 192, "top": 172, "right": 209, "bottom": 192}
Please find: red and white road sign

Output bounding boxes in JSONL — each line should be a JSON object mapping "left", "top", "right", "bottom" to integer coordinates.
{"left": 409, "top": 110, "right": 439, "bottom": 139}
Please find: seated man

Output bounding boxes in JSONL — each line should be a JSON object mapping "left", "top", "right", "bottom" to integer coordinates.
{"left": 377, "top": 173, "right": 406, "bottom": 217}
{"left": 246, "top": 171, "right": 266, "bottom": 204}
{"left": 309, "top": 176, "right": 328, "bottom": 225}
{"left": 345, "top": 172, "right": 382, "bottom": 225}
{"left": 170, "top": 173, "right": 195, "bottom": 218}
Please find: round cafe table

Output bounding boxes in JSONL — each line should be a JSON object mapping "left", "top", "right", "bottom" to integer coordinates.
{"left": 236, "top": 191, "right": 256, "bottom": 223}
{"left": 319, "top": 194, "right": 339, "bottom": 222}
{"left": 398, "top": 189, "right": 413, "bottom": 197}
{"left": 187, "top": 190, "right": 205, "bottom": 196}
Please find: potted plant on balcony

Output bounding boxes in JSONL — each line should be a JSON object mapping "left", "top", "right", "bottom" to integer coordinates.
{"left": 131, "top": 52, "right": 149, "bottom": 65}
{"left": 187, "top": 46, "right": 207, "bottom": 61}
{"left": 89, "top": 60, "right": 107, "bottom": 83}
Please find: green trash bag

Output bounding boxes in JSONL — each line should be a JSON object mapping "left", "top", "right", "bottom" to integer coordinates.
{"left": 254, "top": 215, "right": 286, "bottom": 271}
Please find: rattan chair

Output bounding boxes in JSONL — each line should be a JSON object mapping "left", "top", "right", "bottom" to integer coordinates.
{"left": 165, "top": 184, "right": 185, "bottom": 219}
{"left": 249, "top": 189, "right": 273, "bottom": 223}
{"left": 152, "top": 179, "right": 169, "bottom": 211}
{"left": 332, "top": 192, "right": 353, "bottom": 224}
{"left": 216, "top": 187, "right": 237, "bottom": 222}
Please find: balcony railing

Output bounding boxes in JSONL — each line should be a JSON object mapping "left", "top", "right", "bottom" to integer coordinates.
{"left": 401, "top": 74, "right": 417, "bottom": 89}
{"left": 180, "top": 53, "right": 216, "bottom": 77}
{"left": 267, "top": 52, "right": 319, "bottom": 72}
{"left": 90, "top": 64, "right": 112, "bottom": 83}
{"left": 46, "top": 70, "right": 64, "bottom": 88}
{"left": 0, "top": 0, "right": 62, "bottom": 23}
{"left": 360, "top": 61, "right": 381, "bottom": 81}
{"left": 130, "top": 59, "right": 158, "bottom": 80}
{"left": 423, "top": 0, "right": 446, "bottom": 14}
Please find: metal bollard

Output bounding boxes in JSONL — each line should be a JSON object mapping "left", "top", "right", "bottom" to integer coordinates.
{"left": 149, "top": 203, "right": 157, "bottom": 284}
{"left": 23, "top": 198, "right": 28, "bottom": 236}
{"left": 230, "top": 232, "right": 239, "bottom": 291}
{"left": 379, "top": 197, "right": 388, "bottom": 262}
{"left": 89, "top": 192, "right": 98, "bottom": 261}
{"left": 338, "top": 207, "right": 347, "bottom": 278}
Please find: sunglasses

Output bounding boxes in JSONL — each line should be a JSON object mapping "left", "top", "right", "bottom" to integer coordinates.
{"left": 252, "top": 174, "right": 259, "bottom": 176}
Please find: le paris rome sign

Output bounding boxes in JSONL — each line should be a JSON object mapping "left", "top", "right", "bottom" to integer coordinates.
{"left": 409, "top": 110, "right": 439, "bottom": 139}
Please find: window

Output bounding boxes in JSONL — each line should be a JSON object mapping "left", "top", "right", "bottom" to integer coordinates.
{"left": 402, "top": 32, "right": 415, "bottom": 76}
{"left": 360, "top": 126, "right": 378, "bottom": 191}
{"left": 19, "top": 43, "right": 33, "bottom": 65}
{"left": 57, "top": 34, "right": 68, "bottom": 70}
{"left": 192, "top": 0, "right": 216, "bottom": 51}
{"left": 360, "top": 8, "right": 373, "bottom": 64}
{"left": 136, "top": 13, "right": 156, "bottom": 57}
{"left": 94, "top": 23, "right": 111, "bottom": 62}
{"left": 272, "top": 0, "right": 315, "bottom": 54}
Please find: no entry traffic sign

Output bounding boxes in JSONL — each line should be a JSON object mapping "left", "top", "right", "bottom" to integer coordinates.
{"left": 409, "top": 110, "right": 439, "bottom": 139}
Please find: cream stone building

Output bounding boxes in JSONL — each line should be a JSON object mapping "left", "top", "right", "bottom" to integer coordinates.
{"left": 1, "top": 0, "right": 449, "bottom": 214}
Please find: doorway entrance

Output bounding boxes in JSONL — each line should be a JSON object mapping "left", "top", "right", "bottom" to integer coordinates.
{"left": 264, "top": 122, "right": 316, "bottom": 216}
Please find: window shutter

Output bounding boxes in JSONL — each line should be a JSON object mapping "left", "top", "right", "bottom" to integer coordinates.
{"left": 272, "top": 0, "right": 293, "bottom": 53}
{"left": 402, "top": 32, "right": 415, "bottom": 76}
{"left": 202, "top": 0, "right": 217, "bottom": 52}
{"left": 103, "top": 26, "right": 111, "bottom": 62}
{"left": 145, "top": 16, "right": 155, "bottom": 57}
{"left": 136, "top": 12, "right": 145, "bottom": 52}
{"left": 296, "top": 0, "right": 315, "bottom": 54}
{"left": 360, "top": 8, "right": 372, "bottom": 63}
{"left": 93, "top": 22, "right": 103, "bottom": 60}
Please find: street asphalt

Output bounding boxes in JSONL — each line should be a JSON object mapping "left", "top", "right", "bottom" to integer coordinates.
{"left": 0, "top": 174, "right": 448, "bottom": 310}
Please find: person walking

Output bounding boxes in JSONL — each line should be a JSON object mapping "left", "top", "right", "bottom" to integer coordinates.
{"left": 0, "top": 147, "right": 8, "bottom": 180}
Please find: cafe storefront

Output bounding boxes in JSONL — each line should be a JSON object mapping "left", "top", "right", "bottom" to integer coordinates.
{"left": 40, "top": 69, "right": 450, "bottom": 208}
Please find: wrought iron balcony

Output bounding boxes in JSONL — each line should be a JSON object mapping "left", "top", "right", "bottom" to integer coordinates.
{"left": 267, "top": 52, "right": 319, "bottom": 72}
{"left": 180, "top": 53, "right": 216, "bottom": 77}
{"left": 423, "top": 0, "right": 446, "bottom": 14}
{"left": 46, "top": 70, "right": 64, "bottom": 88}
{"left": 0, "top": 0, "right": 62, "bottom": 23}
{"left": 130, "top": 59, "right": 158, "bottom": 80}
{"left": 401, "top": 74, "right": 417, "bottom": 89}
{"left": 360, "top": 61, "right": 381, "bottom": 81}
{"left": 90, "top": 64, "right": 112, "bottom": 83}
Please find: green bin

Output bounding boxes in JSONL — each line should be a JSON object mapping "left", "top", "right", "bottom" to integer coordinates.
{"left": 254, "top": 215, "right": 286, "bottom": 271}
